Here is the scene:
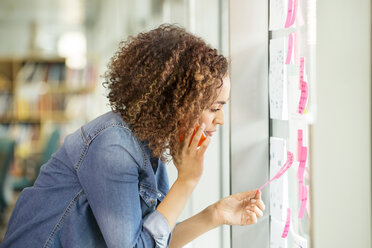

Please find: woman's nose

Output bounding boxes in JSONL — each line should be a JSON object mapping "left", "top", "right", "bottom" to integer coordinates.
{"left": 214, "top": 110, "right": 225, "bottom": 125}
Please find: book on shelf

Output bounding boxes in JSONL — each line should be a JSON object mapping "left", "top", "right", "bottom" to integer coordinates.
{"left": 0, "top": 93, "right": 12, "bottom": 117}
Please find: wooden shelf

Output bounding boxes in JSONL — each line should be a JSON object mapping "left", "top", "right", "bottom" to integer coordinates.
{"left": 45, "top": 85, "right": 95, "bottom": 94}
{"left": 0, "top": 112, "right": 70, "bottom": 124}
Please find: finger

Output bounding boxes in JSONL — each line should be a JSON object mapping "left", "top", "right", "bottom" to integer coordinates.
{"left": 242, "top": 208, "right": 255, "bottom": 225}
{"left": 249, "top": 204, "right": 263, "bottom": 218}
{"left": 181, "top": 128, "right": 195, "bottom": 152}
{"left": 251, "top": 199, "right": 265, "bottom": 211}
{"left": 238, "top": 190, "right": 258, "bottom": 201}
{"left": 241, "top": 208, "right": 251, "bottom": 225}
{"left": 254, "top": 190, "right": 261, "bottom": 200}
{"left": 196, "top": 135, "right": 211, "bottom": 154}
{"left": 189, "top": 123, "right": 206, "bottom": 150}
{"left": 248, "top": 210, "right": 257, "bottom": 224}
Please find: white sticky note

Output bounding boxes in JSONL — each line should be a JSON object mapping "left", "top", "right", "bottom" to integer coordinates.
{"left": 292, "top": 231, "right": 308, "bottom": 248}
{"left": 287, "top": 75, "right": 302, "bottom": 119}
{"left": 270, "top": 0, "right": 288, "bottom": 31}
{"left": 270, "top": 218, "right": 288, "bottom": 248}
{"left": 269, "top": 37, "right": 288, "bottom": 120}
{"left": 269, "top": 137, "right": 288, "bottom": 221}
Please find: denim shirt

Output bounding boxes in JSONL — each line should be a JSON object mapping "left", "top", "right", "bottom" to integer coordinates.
{"left": 2, "top": 111, "right": 172, "bottom": 248}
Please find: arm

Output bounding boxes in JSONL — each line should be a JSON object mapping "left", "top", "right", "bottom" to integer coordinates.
{"left": 169, "top": 190, "right": 266, "bottom": 248}
{"left": 153, "top": 122, "right": 266, "bottom": 247}
{"left": 156, "top": 123, "right": 211, "bottom": 230}
{"left": 169, "top": 205, "right": 219, "bottom": 248}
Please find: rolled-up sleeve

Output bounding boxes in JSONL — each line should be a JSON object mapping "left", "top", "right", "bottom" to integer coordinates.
{"left": 143, "top": 210, "right": 171, "bottom": 247}
{"left": 77, "top": 127, "right": 171, "bottom": 247}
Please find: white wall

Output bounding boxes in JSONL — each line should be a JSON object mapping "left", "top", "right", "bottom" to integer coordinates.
{"left": 312, "top": 1, "right": 371, "bottom": 247}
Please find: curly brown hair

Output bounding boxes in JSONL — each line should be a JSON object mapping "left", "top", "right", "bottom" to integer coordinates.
{"left": 103, "top": 24, "right": 228, "bottom": 163}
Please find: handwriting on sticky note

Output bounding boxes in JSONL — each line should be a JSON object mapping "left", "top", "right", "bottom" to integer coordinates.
{"left": 297, "top": 146, "right": 307, "bottom": 180}
{"left": 286, "top": 33, "right": 294, "bottom": 64}
{"left": 298, "top": 81, "right": 308, "bottom": 114}
{"left": 297, "top": 129, "right": 303, "bottom": 161}
{"left": 260, "top": 151, "right": 294, "bottom": 191}
{"left": 299, "top": 57, "right": 305, "bottom": 82}
{"left": 281, "top": 208, "right": 291, "bottom": 238}
{"left": 298, "top": 185, "right": 308, "bottom": 218}
{"left": 270, "top": 37, "right": 288, "bottom": 120}
{"left": 297, "top": 146, "right": 307, "bottom": 201}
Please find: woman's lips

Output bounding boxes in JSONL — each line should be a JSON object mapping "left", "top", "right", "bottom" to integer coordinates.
{"left": 206, "top": 131, "right": 216, "bottom": 136}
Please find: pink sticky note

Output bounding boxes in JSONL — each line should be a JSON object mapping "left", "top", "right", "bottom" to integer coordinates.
{"left": 259, "top": 151, "right": 294, "bottom": 191}
{"left": 285, "top": 0, "right": 293, "bottom": 28}
{"left": 281, "top": 208, "right": 291, "bottom": 238}
{"left": 298, "top": 185, "right": 308, "bottom": 218}
{"left": 289, "top": 0, "right": 298, "bottom": 26}
{"left": 298, "top": 180, "right": 303, "bottom": 201}
{"left": 286, "top": 34, "right": 294, "bottom": 64}
{"left": 297, "top": 146, "right": 307, "bottom": 201}
{"left": 298, "top": 81, "right": 308, "bottom": 114}
{"left": 297, "top": 146, "right": 307, "bottom": 180}
{"left": 297, "top": 129, "right": 303, "bottom": 162}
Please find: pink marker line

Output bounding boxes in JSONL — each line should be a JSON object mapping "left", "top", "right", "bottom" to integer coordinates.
{"left": 297, "top": 146, "right": 307, "bottom": 180}
{"left": 298, "top": 185, "right": 308, "bottom": 218}
{"left": 281, "top": 208, "right": 291, "bottom": 238}
{"left": 298, "top": 81, "right": 308, "bottom": 114}
{"left": 289, "top": 0, "right": 298, "bottom": 26}
{"left": 284, "top": 0, "right": 293, "bottom": 28}
{"left": 259, "top": 151, "right": 294, "bottom": 191}
{"left": 297, "top": 146, "right": 307, "bottom": 201}
{"left": 285, "top": 34, "right": 294, "bottom": 64}
{"left": 297, "top": 129, "right": 303, "bottom": 162}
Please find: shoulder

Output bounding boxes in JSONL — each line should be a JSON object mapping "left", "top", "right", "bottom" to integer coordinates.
{"left": 80, "top": 111, "right": 148, "bottom": 169}
{"left": 81, "top": 111, "right": 128, "bottom": 139}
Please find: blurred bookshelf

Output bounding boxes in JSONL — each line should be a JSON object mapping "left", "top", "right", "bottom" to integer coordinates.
{"left": 0, "top": 56, "right": 98, "bottom": 183}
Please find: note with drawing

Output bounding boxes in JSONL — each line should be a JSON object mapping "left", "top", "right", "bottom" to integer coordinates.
{"left": 270, "top": 0, "right": 288, "bottom": 30}
{"left": 270, "top": 218, "right": 288, "bottom": 248}
{"left": 292, "top": 231, "right": 308, "bottom": 248}
{"left": 269, "top": 37, "right": 288, "bottom": 120}
{"left": 269, "top": 138, "right": 289, "bottom": 221}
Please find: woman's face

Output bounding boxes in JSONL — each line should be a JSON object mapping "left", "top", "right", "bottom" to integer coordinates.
{"left": 198, "top": 76, "right": 231, "bottom": 137}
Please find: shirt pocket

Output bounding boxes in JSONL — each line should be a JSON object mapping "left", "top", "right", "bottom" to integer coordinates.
{"left": 139, "top": 184, "right": 157, "bottom": 211}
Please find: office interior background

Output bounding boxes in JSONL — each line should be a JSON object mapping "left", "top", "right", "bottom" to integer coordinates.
{"left": 0, "top": 0, "right": 370, "bottom": 247}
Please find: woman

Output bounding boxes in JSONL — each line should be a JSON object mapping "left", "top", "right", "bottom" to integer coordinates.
{"left": 2, "top": 24, "right": 265, "bottom": 248}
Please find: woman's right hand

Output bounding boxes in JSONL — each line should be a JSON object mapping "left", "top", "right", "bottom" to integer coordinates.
{"left": 174, "top": 123, "right": 211, "bottom": 185}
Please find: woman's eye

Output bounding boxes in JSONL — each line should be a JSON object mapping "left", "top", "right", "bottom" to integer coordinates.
{"left": 210, "top": 108, "right": 220, "bottom": 112}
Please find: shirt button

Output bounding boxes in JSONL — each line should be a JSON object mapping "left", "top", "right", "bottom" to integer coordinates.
{"left": 157, "top": 193, "right": 161, "bottom": 197}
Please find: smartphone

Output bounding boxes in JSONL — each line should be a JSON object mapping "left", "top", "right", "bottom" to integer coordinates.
{"left": 179, "top": 124, "right": 207, "bottom": 148}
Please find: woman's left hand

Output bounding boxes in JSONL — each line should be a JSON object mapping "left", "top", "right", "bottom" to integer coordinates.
{"left": 212, "top": 190, "right": 265, "bottom": 226}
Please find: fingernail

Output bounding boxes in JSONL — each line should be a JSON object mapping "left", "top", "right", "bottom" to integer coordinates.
{"left": 201, "top": 123, "right": 206, "bottom": 130}
{"left": 251, "top": 199, "right": 256, "bottom": 203}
